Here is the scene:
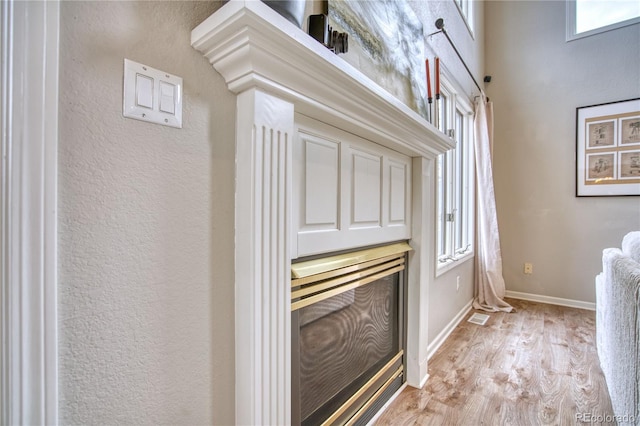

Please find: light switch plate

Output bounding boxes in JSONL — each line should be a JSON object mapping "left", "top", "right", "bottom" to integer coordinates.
{"left": 123, "top": 59, "right": 182, "bottom": 128}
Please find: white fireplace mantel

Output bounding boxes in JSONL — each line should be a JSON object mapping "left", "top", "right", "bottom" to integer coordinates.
{"left": 192, "top": 0, "right": 453, "bottom": 158}
{"left": 191, "top": 1, "right": 454, "bottom": 424}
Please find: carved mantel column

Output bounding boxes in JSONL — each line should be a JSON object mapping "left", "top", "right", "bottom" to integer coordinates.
{"left": 235, "top": 89, "right": 293, "bottom": 425}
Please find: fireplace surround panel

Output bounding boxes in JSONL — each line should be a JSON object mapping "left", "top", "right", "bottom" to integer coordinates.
{"left": 294, "top": 115, "right": 412, "bottom": 258}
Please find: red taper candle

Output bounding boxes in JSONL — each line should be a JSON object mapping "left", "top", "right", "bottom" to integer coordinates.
{"left": 435, "top": 57, "right": 440, "bottom": 97}
{"left": 426, "top": 58, "right": 432, "bottom": 101}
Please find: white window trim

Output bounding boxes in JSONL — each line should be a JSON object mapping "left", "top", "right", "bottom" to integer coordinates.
{"left": 437, "top": 251, "right": 474, "bottom": 276}
{"left": 453, "top": 0, "right": 475, "bottom": 39}
{"left": 435, "top": 75, "right": 475, "bottom": 277}
{"left": 566, "top": 0, "right": 640, "bottom": 41}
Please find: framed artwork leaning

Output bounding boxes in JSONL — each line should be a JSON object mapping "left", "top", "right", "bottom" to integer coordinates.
{"left": 576, "top": 98, "right": 640, "bottom": 196}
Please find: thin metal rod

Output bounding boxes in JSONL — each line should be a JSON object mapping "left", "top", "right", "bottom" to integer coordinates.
{"left": 431, "top": 21, "right": 485, "bottom": 97}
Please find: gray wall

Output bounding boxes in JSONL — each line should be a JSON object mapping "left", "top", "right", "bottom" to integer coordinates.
{"left": 58, "top": 1, "right": 235, "bottom": 423}
{"left": 486, "top": 1, "right": 640, "bottom": 303}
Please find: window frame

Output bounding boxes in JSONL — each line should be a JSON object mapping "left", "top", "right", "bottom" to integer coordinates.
{"left": 435, "top": 76, "right": 475, "bottom": 276}
{"left": 566, "top": 0, "right": 640, "bottom": 41}
{"left": 453, "top": 0, "right": 475, "bottom": 38}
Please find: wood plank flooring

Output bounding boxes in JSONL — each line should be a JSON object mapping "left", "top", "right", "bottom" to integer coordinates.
{"left": 374, "top": 298, "right": 615, "bottom": 425}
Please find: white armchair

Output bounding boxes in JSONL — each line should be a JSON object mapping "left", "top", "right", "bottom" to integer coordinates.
{"left": 595, "top": 231, "right": 640, "bottom": 425}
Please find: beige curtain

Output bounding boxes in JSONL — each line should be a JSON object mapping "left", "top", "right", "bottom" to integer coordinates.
{"left": 472, "top": 97, "right": 513, "bottom": 313}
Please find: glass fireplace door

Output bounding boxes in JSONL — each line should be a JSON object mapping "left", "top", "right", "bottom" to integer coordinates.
{"left": 291, "top": 243, "right": 409, "bottom": 426}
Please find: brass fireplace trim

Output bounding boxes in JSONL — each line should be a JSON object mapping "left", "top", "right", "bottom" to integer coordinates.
{"left": 291, "top": 242, "right": 412, "bottom": 280}
{"left": 320, "top": 351, "right": 404, "bottom": 426}
{"left": 292, "top": 256, "right": 404, "bottom": 299}
{"left": 346, "top": 366, "right": 404, "bottom": 426}
{"left": 292, "top": 253, "right": 404, "bottom": 289}
{"left": 291, "top": 263, "right": 404, "bottom": 311}
{"left": 290, "top": 242, "right": 411, "bottom": 311}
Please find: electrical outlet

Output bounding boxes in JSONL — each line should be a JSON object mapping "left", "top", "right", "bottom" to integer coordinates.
{"left": 456, "top": 276, "right": 460, "bottom": 291}
{"left": 524, "top": 263, "right": 533, "bottom": 274}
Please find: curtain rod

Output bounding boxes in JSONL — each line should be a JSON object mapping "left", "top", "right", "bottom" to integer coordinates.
{"left": 428, "top": 18, "right": 488, "bottom": 99}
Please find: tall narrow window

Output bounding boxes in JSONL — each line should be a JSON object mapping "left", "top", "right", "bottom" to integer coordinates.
{"left": 435, "top": 78, "right": 474, "bottom": 273}
{"left": 454, "top": 108, "right": 466, "bottom": 253}
{"left": 436, "top": 94, "right": 450, "bottom": 261}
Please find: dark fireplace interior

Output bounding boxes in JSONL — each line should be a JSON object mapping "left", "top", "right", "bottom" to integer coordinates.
{"left": 291, "top": 243, "right": 409, "bottom": 425}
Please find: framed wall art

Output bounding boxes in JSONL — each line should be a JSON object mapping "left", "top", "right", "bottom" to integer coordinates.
{"left": 576, "top": 98, "right": 640, "bottom": 196}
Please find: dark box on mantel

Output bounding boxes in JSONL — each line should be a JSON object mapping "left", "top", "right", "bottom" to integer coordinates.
{"left": 308, "top": 14, "right": 330, "bottom": 45}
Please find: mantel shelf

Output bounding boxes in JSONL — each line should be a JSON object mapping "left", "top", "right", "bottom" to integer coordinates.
{"left": 191, "top": 0, "right": 454, "bottom": 158}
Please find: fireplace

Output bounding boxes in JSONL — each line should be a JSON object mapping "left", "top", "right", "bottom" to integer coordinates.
{"left": 191, "top": 2, "right": 453, "bottom": 424}
{"left": 291, "top": 243, "right": 409, "bottom": 425}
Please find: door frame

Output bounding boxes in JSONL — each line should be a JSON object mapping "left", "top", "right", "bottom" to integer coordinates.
{"left": 1, "top": 1, "right": 59, "bottom": 424}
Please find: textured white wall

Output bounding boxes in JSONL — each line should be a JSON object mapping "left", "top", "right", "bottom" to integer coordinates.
{"left": 486, "top": 1, "right": 640, "bottom": 302}
{"left": 58, "top": 1, "right": 235, "bottom": 423}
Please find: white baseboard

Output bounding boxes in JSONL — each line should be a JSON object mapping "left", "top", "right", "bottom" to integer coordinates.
{"left": 417, "top": 372, "right": 429, "bottom": 389}
{"left": 426, "top": 299, "right": 473, "bottom": 361}
{"left": 505, "top": 290, "right": 595, "bottom": 311}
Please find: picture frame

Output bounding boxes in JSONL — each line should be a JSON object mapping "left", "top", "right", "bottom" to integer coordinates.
{"left": 576, "top": 98, "right": 640, "bottom": 196}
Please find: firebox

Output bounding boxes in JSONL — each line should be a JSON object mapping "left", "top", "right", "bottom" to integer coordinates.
{"left": 291, "top": 242, "right": 410, "bottom": 425}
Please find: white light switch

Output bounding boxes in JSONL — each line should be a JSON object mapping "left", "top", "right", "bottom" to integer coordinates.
{"left": 136, "top": 74, "right": 154, "bottom": 109}
{"left": 123, "top": 59, "right": 182, "bottom": 128}
{"left": 159, "top": 81, "right": 175, "bottom": 114}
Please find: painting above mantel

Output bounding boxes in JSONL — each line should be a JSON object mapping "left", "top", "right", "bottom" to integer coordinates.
{"left": 329, "top": 0, "right": 427, "bottom": 118}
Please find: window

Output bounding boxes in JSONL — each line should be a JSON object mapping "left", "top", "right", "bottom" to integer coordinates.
{"left": 435, "top": 77, "right": 474, "bottom": 273}
{"left": 454, "top": 0, "right": 474, "bottom": 35}
{"left": 566, "top": 0, "right": 640, "bottom": 40}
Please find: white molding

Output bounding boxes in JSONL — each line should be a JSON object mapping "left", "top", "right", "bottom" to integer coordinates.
{"left": 505, "top": 290, "right": 595, "bottom": 311}
{"left": 405, "top": 157, "right": 434, "bottom": 388}
{"left": 565, "top": 0, "right": 578, "bottom": 42}
{"left": 234, "top": 89, "right": 293, "bottom": 425}
{"left": 426, "top": 300, "right": 473, "bottom": 361}
{"left": 1, "top": 1, "right": 59, "bottom": 425}
{"left": 435, "top": 252, "right": 474, "bottom": 277}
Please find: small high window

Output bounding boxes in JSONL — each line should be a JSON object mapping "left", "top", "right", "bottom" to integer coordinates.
{"left": 567, "top": 0, "right": 640, "bottom": 40}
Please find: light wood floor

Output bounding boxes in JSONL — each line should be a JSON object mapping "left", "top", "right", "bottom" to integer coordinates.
{"left": 374, "top": 298, "right": 615, "bottom": 425}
